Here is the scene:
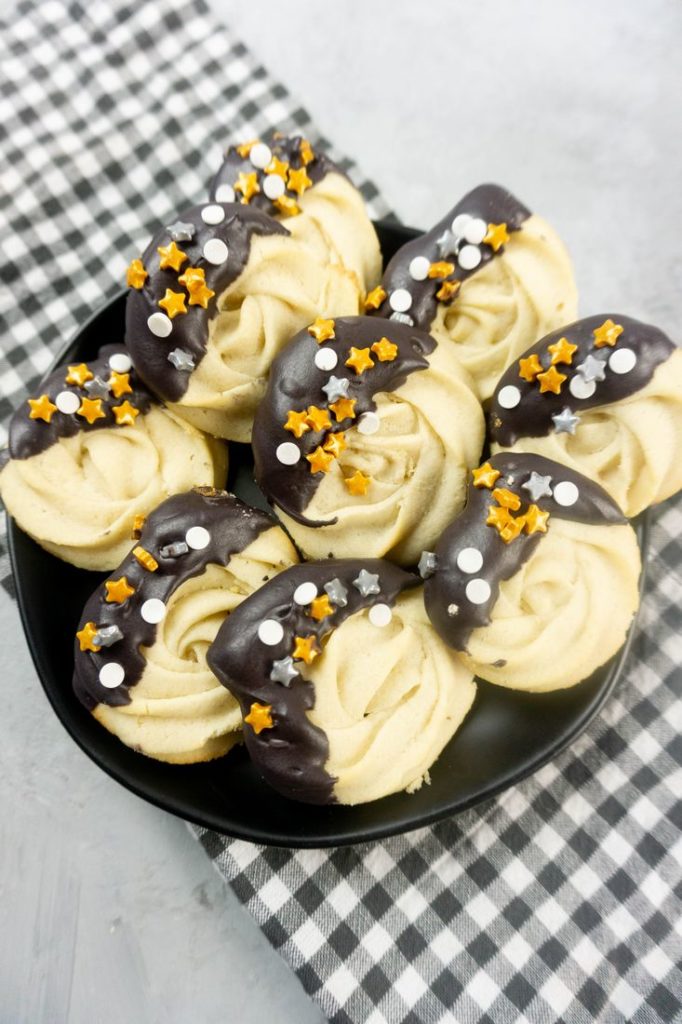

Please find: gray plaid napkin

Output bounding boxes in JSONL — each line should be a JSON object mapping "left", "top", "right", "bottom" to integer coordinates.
{"left": 1, "top": 2, "right": 681, "bottom": 1023}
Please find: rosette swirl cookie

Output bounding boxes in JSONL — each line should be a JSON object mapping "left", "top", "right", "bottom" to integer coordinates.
{"left": 252, "top": 315, "right": 484, "bottom": 564}
{"left": 423, "top": 453, "right": 641, "bottom": 691}
{"left": 0, "top": 347, "right": 226, "bottom": 570}
{"left": 207, "top": 559, "right": 476, "bottom": 804}
{"left": 125, "top": 203, "right": 361, "bottom": 441}
{"left": 367, "top": 184, "right": 577, "bottom": 400}
{"left": 73, "top": 489, "right": 298, "bottom": 763}
{"left": 489, "top": 315, "right": 682, "bottom": 517}
{"left": 209, "top": 132, "right": 381, "bottom": 290}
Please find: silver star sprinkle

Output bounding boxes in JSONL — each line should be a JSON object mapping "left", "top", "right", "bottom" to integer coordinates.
{"left": 552, "top": 406, "right": 581, "bottom": 435}
{"left": 418, "top": 551, "right": 438, "bottom": 579}
{"left": 576, "top": 354, "right": 607, "bottom": 382}
{"left": 324, "top": 578, "right": 348, "bottom": 607}
{"left": 84, "top": 375, "right": 111, "bottom": 399}
{"left": 168, "top": 348, "right": 196, "bottom": 372}
{"left": 159, "top": 540, "right": 189, "bottom": 558}
{"left": 321, "top": 375, "right": 350, "bottom": 402}
{"left": 352, "top": 569, "right": 381, "bottom": 597}
{"left": 389, "top": 311, "right": 414, "bottom": 326}
{"left": 93, "top": 624, "right": 123, "bottom": 647}
{"left": 270, "top": 656, "right": 299, "bottom": 687}
{"left": 436, "top": 229, "right": 459, "bottom": 258}
{"left": 522, "top": 471, "right": 553, "bottom": 502}
{"left": 166, "top": 220, "right": 195, "bottom": 242}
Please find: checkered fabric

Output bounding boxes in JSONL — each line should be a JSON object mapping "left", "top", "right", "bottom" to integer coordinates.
{"left": 2, "top": 3, "right": 681, "bottom": 1023}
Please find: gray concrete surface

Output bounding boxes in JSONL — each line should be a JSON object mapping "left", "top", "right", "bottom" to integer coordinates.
{"left": 1, "top": 1, "right": 679, "bottom": 1022}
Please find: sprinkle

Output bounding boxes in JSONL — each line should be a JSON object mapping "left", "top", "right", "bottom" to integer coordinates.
{"left": 147, "top": 312, "right": 173, "bottom": 338}
{"left": 159, "top": 540, "right": 189, "bottom": 558}
{"left": 344, "top": 470, "right": 371, "bottom": 495}
{"left": 472, "top": 462, "right": 501, "bottom": 489}
{"left": 498, "top": 515, "right": 526, "bottom": 544}
{"left": 369, "top": 603, "right": 392, "bottom": 627}
{"left": 353, "top": 568, "right": 380, "bottom": 596}
{"left": 553, "top": 480, "right": 580, "bottom": 507}
{"left": 214, "top": 184, "right": 235, "bottom": 203}
{"left": 299, "top": 138, "right": 315, "bottom": 165}
{"left": 283, "top": 410, "right": 310, "bottom": 438}
{"left": 168, "top": 348, "right": 196, "bottom": 372}
{"left": 178, "top": 266, "right": 207, "bottom": 292}
{"left": 293, "top": 582, "right": 318, "bottom": 606}
{"left": 310, "top": 594, "right": 334, "bottom": 620}
{"left": 270, "top": 657, "right": 298, "bottom": 686}
{"left": 497, "top": 385, "right": 521, "bottom": 409}
{"left": 548, "top": 337, "right": 578, "bottom": 366}
{"left": 452, "top": 213, "right": 472, "bottom": 235}
{"left": 447, "top": 604, "right": 459, "bottom": 617}
{"left": 258, "top": 619, "right": 284, "bottom": 646}
{"left": 493, "top": 487, "right": 522, "bottom": 511}
{"left": 324, "top": 578, "right": 348, "bottom": 607}
{"left": 483, "top": 222, "right": 510, "bottom": 252}
{"left": 263, "top": 174, "right": 286, "bottom": 200}
{"left": 274, "top": 195, "right": 301, "bottom": 217}
{"left": 436, "top": 280, "right": 461, "bottom": 303}
{"left": 321, "top": 376, "right": 350, "bottom": 403}
{"left": 157, "top": 240, "right": 188, "bottom": 271}
{"left": 418, "top": 551, "right": 437, "bottom": 579}
{"left": 99, "top": 663, "right": 125, "bottom": 689}
{"left": 436, "top": 229, "right": 459, "bottom": 259}
{"left": 92, "top": 625, "right": 123, "bottom": 648}
{"left": 389, "top": 288, "right": 412, "bottom": 313}
{"left": 186, "top": 526, "right": 210, "bottom": 550}
{"left": 112, "top": 401, "right": 139, "bottom": 426}
{"left": 569, "top": 375, "right": 596, "bottom": 400}
{"left": 305, "top": 405, "right": 332, "bottom": 431}
{"left": 105, "top": 577, "right": 135, "bottom": 603}
{"left": 308, "top": 317, "right": 335, "bottom": 342}
{"left": 346, "top": 347, "right": 374, "bottom": 375}
{"left": 523, "top": 471, "right": 553, "bottom": 501}
{"left": 141, "top": 598, "right": 166, "bottom": 624}
{"left": 409, "top": 256, "right": 431, "bottom": 280}
{"left": 235, "top": 140, "right": 257, "bottom": 158}
{"left": 166, "top": 221, "right": 195, "bottom": 242}
{"left": 371, "top": 337, "right": 398, "bottom": 362}
{"left": 234, "top": 170, "right": 261, "bottom": 202}
{"left": 65, "top": 363, "right": 93, "bottom": 387}
{"left": 537, "top": 366, "right": 567, "bottom": 394}
{"left": 244, "top": 702, "right": 273, "bottom": 733}
{"left": 428, "top": 260, "right": 456, "bottom": 279}
{"left": 462, "top": 218, "right": 487, "bottom": 245}
{"left": 456, "top": 548, "right": 483, "bottom": 574}
{"left": 131, "top": 514, "right": 146, "bottom": 539}
{"left": 552, "top": 407, "right": 580, "bottom": 435}
{"left": 458, "top": 245, "right": 481, "bottom": 270}
{"left": 323, "top": 432, "right": 346, "bottom": 458}
{"left": 156, "top": 291, "right": 186, "bottom": 321}
{"left": 287, "top": 166, "right": 313, "bottom": 195}
{"left": 264, "top": 155, "right": 289, "bottom": 179}
{"left": 76, "top": 621, "right": 101, "bottom": 652}
{"left": 486, "top": 505, "right": 513, "bottom": 531}
{"left": 593, "top": 319, "right": 624, "bottom": 348}
{"left": 364, "top": 285, "right": 387, "bottom": 311}
{"left": 524, "top": 504, "right": 550, "bottom": 535}
{"left": 108, "top": 372, "right": 132, "bottom": 398}
{"left": 276, "top": 441, "right": 301, "bottom": 465}
{"left": 77, "top": 397, "right": 106, "bottom": 424}
{"left": 249, "top": 142, "right": 272, "bottom": 169}
{"left": 28, "top": 394, "right": 58, "bottom": 422}
{"left": 608, "top": 348, "right": 637, "bottom": 374}
{"left": 126, "top": 258, "right": 148, "bottom": 289}
{"left": 107, "top": 355, "right": 130, "bottom": 377}
{"left": 203, "top": 239, "right": 229, "bottom": 265}
{"left": 133, "top": 546, "right": 158, "bottom": 572}
{"left": 306, "top": 446, "right": 335, "bottom": 474}
{"left": 465, "top": 579, "right": 491, "bottom": 605}
{"left": 329, "top": 397, "right": 356, "bottom": 422}
{"left": 314, "top": 348, "right": 338, "bottom": 371}
{"left": 357, "top": 411, "right": 380, "bottom": 435}
{"left": 576, "top": 354, "right": 607, "bottom": 382}
{"left": 86, "top": 379, "right": 113, "bottom": 402}
{"left": 518, "top": 354, "right": 544, "bottom": 382}
{"left": 201, "top": 205, "right": 225, "bottom": 225}
{"left": 292, "top": 635, "right": 320, "bottom": 664}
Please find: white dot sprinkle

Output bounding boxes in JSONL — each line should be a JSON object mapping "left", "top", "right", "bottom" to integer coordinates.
{"left": 314, "top": 348, "right": 338, "bottom": 371}
{"left": 463, "top": 217, "right": 487, "bottom": 245}
{"left": 276, "top": 442, "right": 301, "bottom": 465}
{"left": 214, "top": 183, "right": 235, "bottom": 204}
{"left": 569, "top": 375, "right": 597, "bottom": 400}
{"left": 203, "top": 239, "right": 229, "bottom": 265}
{"left": 389, "top": 288, "right": 413, "bottom": 313}
{"left": 452, "top": 213, "right": 472, "bottom": 235}
{"left": 465, "top": 578, "right": 491, "bottom": 605}
{"left": 498, "top": 385, "right": 521, "bottom": 409}
{"left": 147, "top": 312, "right": 173, "bottom": 338}
{"left": 99, "top": 662, "right": 125, "bottom": 689}
{"left": 258, "top": 619, "right": 284, "bottom": 646}
{"left": 109, "top": 352, "right": 132, "bottom": 373}
{"left": 263, "top": 173, "right": 286, "bottom": 200}
{"left": 141, "top": 598, "right": 166, "bottom": 624}
{"left": 293, "top": 582, "right": 318, "bottom": 606}
{"left": 357, "top": 411, "right": 380, "bottom": 435}
{"left": 249, "top": 143, "right": 272, "bottom": 169}
{"left": 55, "top": 390, "right": 80, "bottom": 414}
{"left": 458, "top": 244, "right": 482, "bottom": 271}
{"left": 408, "top": 255, "right": 431, "bottom": 281}
{"left": 553, "top": 480, "right": 580, "bottom": 507}
{"left": 609, "top": 348, "right": 637, "bottom": 375}
{"left": 369, "top": 603, "right": 392, "bottom": 627}
{"left": 185, "top": 526, "right": 210, "bottom": 550}
{"left": 457, "top": 547, "right": 484, "bottom": 574}
{"left": 201, "top": 204, "right": 225, "bottom": 225}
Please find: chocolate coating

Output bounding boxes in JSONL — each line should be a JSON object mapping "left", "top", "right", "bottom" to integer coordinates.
{"left": 370, "top": 184, "right": 530, "bottom": 329}
{"left": 252, "top": 315, "right": 436, "bottom": 525}
{"left": 73, "top": 489, "right": 275, "bottom": 712}
{"left": 2, "top": 345, "right": 152, "bottom": 463}
{"left": 207, "top": 558, "right": 420, "bottom": 804}
{"left": 489, "top": 314, "right": 676, "bottom": 447}
{"left": 125, "top": 203, "right": 287, "bottom": 402}
{"left": 424, "top": 453, "right": 626, "bottom": 652}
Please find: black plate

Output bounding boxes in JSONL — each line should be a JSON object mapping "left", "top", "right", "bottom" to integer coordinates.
{"left": 8, "top": 220, "right": 648, "bottom": 847}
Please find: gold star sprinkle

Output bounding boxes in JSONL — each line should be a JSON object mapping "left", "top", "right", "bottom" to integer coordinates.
{"left": 498, "top": 515, "right": 526, "bottom": 544}
{"left": 27, "top": 394, "right": 57, "bottom": 423}
{"left": 428, "top": 261, "right": 456, "bottom": 279}
{"left": 518, "top": 354, "right": 544, "bottom": 382}
{"left": 524, "top": 504, "right": 550, "bottom": 535}
{"left": 537, "top": 365, "right": 567, "bottom": 394}
{"left": 548, "top": 337, "right": 578, "bottom": 366}
{"left": 244, "top": 702, "right": 273, "bottom": 734}
{"left": 364, "top": 285, "right": 387, "bottom": 311}
{"left": 76, "top": 621, "right": 101, "bottom": 652}
{"left": 436, "top": 279, "right": 461, "bottom": 303}
{"left": 105, "top": 576, "right": 135, "bottom": 603}
{"left": 65, "top": 363, "right": 93, "bottom": 387}
{"left": 234, "top": 170, "right": 261, "bottom": 202}
{"left": 158, "top": 289, "right": 187, "bottom": 319}
{"left": 112, "top": 401, "right": 139, "bottom": 426}
{"left": 178, "top": 266, "right": 206, "bottom": 292}
{"left": 329, "top": 397, "right": 357, "bottom": 422}
{"left": 305, "top": 405, "right": 332, "bottom": 432}
{"left": 483, "top": 222, "right": 510, "bottom": 252}
{"left": 126, "top": 258, "right": 148, "bottom": 289}
{"left": 131, "top": 514, "right": 146, "bottom": 539}
{"left": 274, "top": 195, "right": 302, "bottom": 217}
{"left": 109, "top": 372, "right": 132, "bottom": 398}
{"left": 236, "top": 139, "right": 257, "bottom": 158}
{"left": 593, "top": 319, "right": 624, "bottom": 348}
{"left": 492, "top": 487, "right": 522, "bottom": 511}
{"left": 308, "top": 317, "right": 336, "bottom": 343}
{"left": 77, "top": 397, "right": 106, "bottom": 424}
{"left": 133, "top": 546, "right": 158, "bottom": 572}
{"left": 472, "top": 462, "right": 501, "bottom": 489}
{"left": 323, "top": 432, "right": 346, "bottom": 457}
{"left": 344, "top": 470, "right": 371, "bottom": 496}
{"left": 188, "top": 283, "right": 214, "bottom": 308}
{"left": 287, "top": 166, "right": 313, "bottom": 196}
{"left": 292, "top": 635, "right": 320, "bottom": 665}
{"left": 157, "top": 240, "right": 188, "bottom": 271}
{"left": 345, "top": 347, "right": 375, "bottom": 375}
{"left": 486, "top": 505, "right": 513, "bottom": 530}
{"left": 283, "top": 410, "right": 311, "bottom": 438}
{"left": 264, "top": 156, "right": 289, "bottom": 178}
{"left": 306, "top": 445, "right": 335, "bottom": 475}
{"left": 310, "top": 595, "right": 334, "bottom": 621}
{"left": 371, "top": 337, "right": 398, "bottom": 362}
{"left": 299, "top": 139, "right": 315, "bottom": 165}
